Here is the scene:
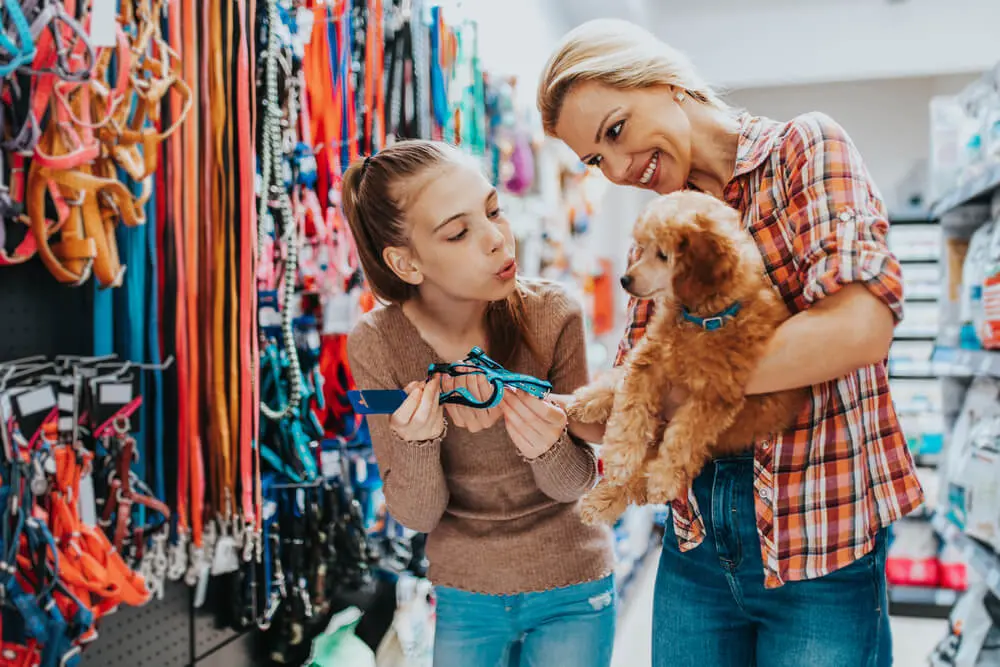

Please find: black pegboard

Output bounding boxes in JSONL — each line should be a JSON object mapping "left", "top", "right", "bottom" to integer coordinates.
{"left": 80, "top": 583, "right": 191, "bottom": 667}
{"left": 193, "top": 576, "right": 246, "bottom": 660}
{"left": 0, "top": 260, "right": 94, "bottom": 360}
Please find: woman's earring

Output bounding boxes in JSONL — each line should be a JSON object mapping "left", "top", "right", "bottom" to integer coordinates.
{"left": 675, "top": 91, "right": 686, "bottom": 103}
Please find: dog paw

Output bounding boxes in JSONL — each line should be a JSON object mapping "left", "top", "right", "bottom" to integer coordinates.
{"left": 580, "top": 487, "right": 627, "bottom": 526}
{"left": 645, "top": 461, "right": 689, "bottom": 503}
{"left": 601, "top": 446, "right": 646, "bottom": 485}
{"left": 567, "top": 392, "right": 614, "bottom": 425}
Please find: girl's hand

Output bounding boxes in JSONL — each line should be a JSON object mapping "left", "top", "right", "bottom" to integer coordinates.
{"left": 440, "top": 373, "right": 502, "bottom": 433}
{"left": 501, "top": 389, "right": 568, "bottom": 460}
{"left": 390, "top": 377, "right": 446, "bottom": 442}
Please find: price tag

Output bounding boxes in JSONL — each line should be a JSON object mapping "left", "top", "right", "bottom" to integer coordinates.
{"left": 321, "top": 450, "right": 342, "bottom": 478}
{"left": 934, "top": 589, "right": 957, "bottom": 606}
{"left": 90, "top": 0, "right": 118, "bottom": 47}
{"left": 211, "top": 536, "right": 240, "bottom": 575}
{"left": 79, "top": 473, "right": 98, "bottom": 528}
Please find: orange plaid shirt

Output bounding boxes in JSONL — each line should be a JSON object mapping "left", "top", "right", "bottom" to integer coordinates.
{"left": 616, "top": 112, "right": 924, "bottom": 588}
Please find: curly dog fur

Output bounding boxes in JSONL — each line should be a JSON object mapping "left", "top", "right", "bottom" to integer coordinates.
{"left": 570, "top": 191, "right": 807, "bottom": 526}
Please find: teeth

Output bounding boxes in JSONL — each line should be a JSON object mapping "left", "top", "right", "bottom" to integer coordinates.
{"left": 639, "top": 152, "right": 658, "bottom": 185}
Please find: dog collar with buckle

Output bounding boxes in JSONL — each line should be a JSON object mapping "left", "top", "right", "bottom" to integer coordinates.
{"left": 680, "top": 302, "right": 742, "bottom": 331}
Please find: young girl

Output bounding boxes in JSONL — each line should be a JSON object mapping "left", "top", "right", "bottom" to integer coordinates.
{"left": 342, "top": 140, "right": 616, "bottom": 667}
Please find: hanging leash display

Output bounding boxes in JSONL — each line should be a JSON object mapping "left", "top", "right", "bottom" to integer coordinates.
{"left": 2, "top": 0, "right": 504, "bottom": 660}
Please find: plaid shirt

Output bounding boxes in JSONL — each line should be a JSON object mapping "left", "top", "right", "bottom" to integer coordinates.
{"left": 616, "top": 112, "right": 924, "bottom": 588}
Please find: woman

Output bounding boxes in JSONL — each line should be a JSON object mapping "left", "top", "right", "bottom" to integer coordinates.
{"left": 342, "top": 140, "right": 617, "bottom": 667}
{"left": 538, "top": 18, "right": 923, "bottom": 667}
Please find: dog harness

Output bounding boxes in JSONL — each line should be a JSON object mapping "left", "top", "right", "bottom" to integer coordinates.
{"left": 427, "top": 347, "right": 552, "bottom": 410}
{"left": 680, "top": 302, "right": 742, "bottom": 331}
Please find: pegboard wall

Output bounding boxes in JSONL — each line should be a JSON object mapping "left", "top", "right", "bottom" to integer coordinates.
{"left": 0, "top": 261, "right": 252, "bottom": 666}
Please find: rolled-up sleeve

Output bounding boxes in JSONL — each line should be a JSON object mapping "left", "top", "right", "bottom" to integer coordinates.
{"left": 782, "top": 113, "right": 904, "bottom": 323}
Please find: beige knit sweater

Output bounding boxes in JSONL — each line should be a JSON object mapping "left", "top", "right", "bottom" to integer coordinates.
{"left": 346, "top": 280, "right": 614, "bottom": 594}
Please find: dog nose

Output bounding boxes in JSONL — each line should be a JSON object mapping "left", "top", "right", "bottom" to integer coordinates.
{"left": 620, "top": 275, "right": 633, "bottom": 290}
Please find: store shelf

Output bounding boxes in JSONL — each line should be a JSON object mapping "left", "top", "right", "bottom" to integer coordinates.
{"left": 932, "top": 513, "right": 1000, "bottom": 599}
{"left": 931, "top": 345, "right": 1000, "bottom": 377}
{"left": 889, "top": 209, "right": 935, "bottom": 225}
{"left": 931, "top": 161, "right": 1000, "bottom": 219}
{"left": 889, "top": 585, "right": 958, "bottom": 619}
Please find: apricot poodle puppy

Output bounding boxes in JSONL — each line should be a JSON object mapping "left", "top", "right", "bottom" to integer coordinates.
{"left": 570, "top": 191, "right": 807, "bottom": 525}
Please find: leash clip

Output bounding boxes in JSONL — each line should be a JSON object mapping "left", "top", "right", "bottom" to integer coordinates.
{"left": 166, "top": 530, "right": 189, "bottom": 581}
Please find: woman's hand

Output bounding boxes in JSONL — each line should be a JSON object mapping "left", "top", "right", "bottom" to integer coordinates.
{"left": 501, "top": 389, "right": 569, "bottom": 460}
{"left": 440, "top": 373, "right": 502, "bottom": 433}
{"left": 390, "top": 377, "right": 446, "bottom": 442}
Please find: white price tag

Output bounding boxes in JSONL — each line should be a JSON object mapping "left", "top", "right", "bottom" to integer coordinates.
{"left": 90, "top": 0, "right": 118, "bottom": 47}
{"left": 210, "top": 536, "right": 240, "bottom": 575}
{"left": 321, "top": 450, "right": 342, "bottom": 478}
{"left": 934, "top": 589, "right": 956, "bottom": 606}
{"left": 79, "top": 473, "right": 98, "bottom": 528}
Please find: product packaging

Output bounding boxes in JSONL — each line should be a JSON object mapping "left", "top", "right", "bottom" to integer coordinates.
{"left": 960, "top": 221, "right": 994, "bottom": 349}
{"left": 943, "top": 377, "right": 1000, "bottom": 515}
{"left": 930, "top": 582, "right": 994, "bottom": 667}
{"left": 886, "top": 521, "right": 940, "bottom": 587}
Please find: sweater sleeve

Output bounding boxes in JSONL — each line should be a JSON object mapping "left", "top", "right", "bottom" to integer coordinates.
{"left": 347, "top": 323, "right": 450, "bottom": 533}
{"left": 528, "top": 291, "right": 600, "bottom": 502}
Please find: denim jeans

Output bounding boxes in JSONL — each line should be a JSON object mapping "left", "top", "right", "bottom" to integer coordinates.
{"left": 653, "top": 454, "right": 892, "bottom": 667}
{"left": 433, "top": 574, "right": 617, "bottom": 667}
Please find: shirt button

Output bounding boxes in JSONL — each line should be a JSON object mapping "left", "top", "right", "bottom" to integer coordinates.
{"left": 758, "top": 487, "right": 772, "bottom": 502}
{"left": 839, "top": 211, "right": 852, "bottom": 222}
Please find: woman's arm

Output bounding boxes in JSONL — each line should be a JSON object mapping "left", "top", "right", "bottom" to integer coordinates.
{"left": 744, "top": 284, "right": 894, "bottom": 394}
{"left": 530, "top": 294, "right": 600, "bottom": 502}
{"left": 745, "top": 114, "right": 903, "bottom": 395}
{"left": 347, "top": 326, "right": 450, "bottom": 533}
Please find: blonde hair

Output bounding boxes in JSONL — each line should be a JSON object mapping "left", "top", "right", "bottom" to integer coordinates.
{"left": 537, "top": 18, "right": 726, "bottom": 135}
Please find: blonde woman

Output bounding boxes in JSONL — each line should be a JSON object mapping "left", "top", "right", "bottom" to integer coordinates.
{"left": 538, "top": 18, "right": 923, "bottom": 667}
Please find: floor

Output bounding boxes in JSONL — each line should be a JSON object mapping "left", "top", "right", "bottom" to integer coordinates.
{"left": 612, "top": 549, "right": 947, "bottom": 667}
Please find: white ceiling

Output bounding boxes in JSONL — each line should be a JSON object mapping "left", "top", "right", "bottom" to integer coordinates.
{"left": 542, "top": 0, "right": 891, "bottom": 31}
{"left": 529, "top": 0, "right": 998, "bottom": 90}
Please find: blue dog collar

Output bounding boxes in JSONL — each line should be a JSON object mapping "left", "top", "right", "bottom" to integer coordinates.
{"left": 680, "top": 302, "right": 742, "bottom": 331}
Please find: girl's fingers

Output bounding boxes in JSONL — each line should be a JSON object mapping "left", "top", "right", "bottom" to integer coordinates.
{"left": 504, "top": 399, "right": 544, "bottom": 442}
{"left": 413, "top": 376, "right": 440, "bottom": 423}
{"left": 393, "top": 383, "right": 424, "bottom": 424}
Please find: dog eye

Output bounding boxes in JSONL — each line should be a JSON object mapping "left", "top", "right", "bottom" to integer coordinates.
{"left": 656, "top": 250, "right": 669, "bottom": 261}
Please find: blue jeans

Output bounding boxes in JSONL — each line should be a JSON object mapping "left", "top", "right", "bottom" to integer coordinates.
{"left": 653, "top": 454, "right": 892, "bottom": 667}
{"left": 433, "top": 574, "right": 617, "bottom": 667}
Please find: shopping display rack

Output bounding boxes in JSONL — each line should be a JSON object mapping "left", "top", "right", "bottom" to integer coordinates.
{"left": 0, "top": 262, "right": 256, "bottom": 666}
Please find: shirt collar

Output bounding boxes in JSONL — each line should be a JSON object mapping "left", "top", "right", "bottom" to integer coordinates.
{"left": 732, "top": 111, "right": 784, "bottom": 178}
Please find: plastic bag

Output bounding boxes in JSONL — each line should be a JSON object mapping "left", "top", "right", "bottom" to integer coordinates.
{"left": 306, "top": 606, "right": 376, "bottom": 667}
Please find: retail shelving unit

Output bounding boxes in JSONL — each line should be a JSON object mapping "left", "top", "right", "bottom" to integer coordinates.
{"left": 906, "top": 75, "right": 1000, "bottom": 643}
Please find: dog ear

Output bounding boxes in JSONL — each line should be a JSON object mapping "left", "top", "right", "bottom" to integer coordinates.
{"left": 672, "top": 219, "right": 737, "bottom": 303}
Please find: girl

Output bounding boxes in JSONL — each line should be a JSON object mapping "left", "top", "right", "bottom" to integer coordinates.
{"left": 537, "top": 17, "right": 922, "bottom": 667}
{"left": 342, "top": 140, "right": 617, "bottom": 667}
